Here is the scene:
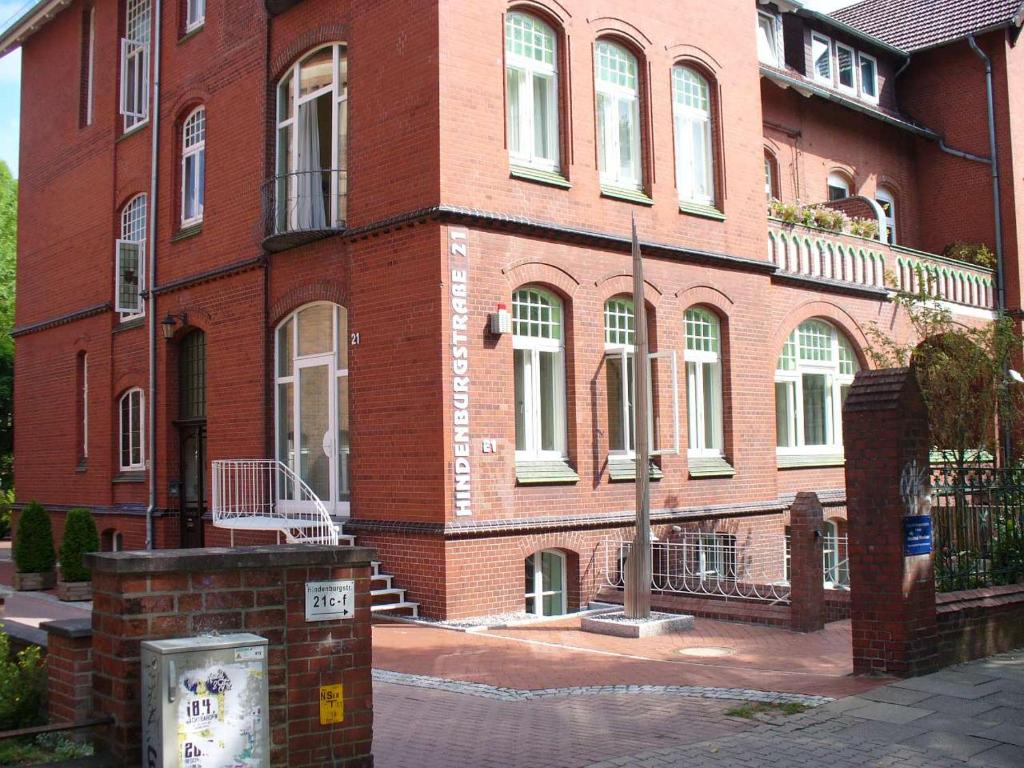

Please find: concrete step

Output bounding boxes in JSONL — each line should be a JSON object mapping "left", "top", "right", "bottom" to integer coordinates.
{"left": 371, "top": 573, "right": 393, "bottom": 590}
{"left": 371, "top": 588, "right": 407, "bottom": 607}
{"left": 371, "top": 601, "right": 419, "bottom": 618}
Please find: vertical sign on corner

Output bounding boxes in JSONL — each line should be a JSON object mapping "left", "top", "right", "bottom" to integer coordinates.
{"left": 449, "top": 227, "right": 472, "bottom": 516}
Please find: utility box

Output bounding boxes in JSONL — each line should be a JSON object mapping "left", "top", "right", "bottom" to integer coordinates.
{"left": 141, "top": 633, "right": 270, "bottom": 768}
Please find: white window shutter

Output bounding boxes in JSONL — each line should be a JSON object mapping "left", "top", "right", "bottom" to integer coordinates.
{"left": 119, "top": 38, "right": 131, "bottom": 117}
{"left": 115, "top": 239, "right": 143, "bottom": 314}
{"left": 648, "top": 350, "right": 680, "bottom": 456}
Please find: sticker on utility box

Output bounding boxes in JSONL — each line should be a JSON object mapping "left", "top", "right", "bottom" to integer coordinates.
{"left": 319, "top": 684, "right": 344, "bottom": 725}
{"left": 305, "top": 580, "right": 355, "bottom": 621}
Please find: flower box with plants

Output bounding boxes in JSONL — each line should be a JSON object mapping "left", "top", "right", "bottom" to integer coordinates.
{"left": 56, "top": 508, "right": 99, "bottom": 602}
{"left": 11, "top": 502, "right": 55, "bottom": 591}
{"left": 768, "top": 199, "right": 880, "bottom": 241}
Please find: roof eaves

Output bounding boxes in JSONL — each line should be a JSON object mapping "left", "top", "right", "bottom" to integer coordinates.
{"left": 901, "top": 18, "right": 1023, "bottom": 55}
{"left": 795, "top": 8, "right": 908, "bottom": 57}
{"left": 760, "top": 65, "right": 939, "bottom": 140}
{"left": 0, "top": 0, "right": 72, "bottom": 58}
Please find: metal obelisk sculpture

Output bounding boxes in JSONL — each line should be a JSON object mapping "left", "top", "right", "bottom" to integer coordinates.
{"left": 624, "top": 214, "right": 652, "bottom": 619}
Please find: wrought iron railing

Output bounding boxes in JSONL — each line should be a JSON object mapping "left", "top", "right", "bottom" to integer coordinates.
{"left": 932, "top": 462, "right": 1024, "bottom": 592}
{"left": 602, "top": 534, "right": 791, "bottom": 604}
{"left": 261, "top": 169, "right": 347, "bottom": 240}
{"left": 211, "top": 459, "right": 339, "bottom": 546}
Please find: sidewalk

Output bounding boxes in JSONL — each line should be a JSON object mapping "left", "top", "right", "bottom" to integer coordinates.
{"left": 0, "top": 541, "right": 91, "bottom": 646}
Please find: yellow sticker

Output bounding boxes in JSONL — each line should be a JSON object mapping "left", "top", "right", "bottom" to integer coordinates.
{"left": 319, "top": 684, "right": 344, "bottom": 725}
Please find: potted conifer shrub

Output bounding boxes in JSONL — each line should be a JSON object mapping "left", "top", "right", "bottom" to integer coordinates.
{"left": 12, "top": 502, "right": 56, "bottom": 591}
{"left": 56, "top": 508, "right": 99, "bottom": 601}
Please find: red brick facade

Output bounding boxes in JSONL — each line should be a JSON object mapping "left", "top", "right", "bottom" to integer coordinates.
{"left": 8, "top": 0, "right": 1018, "bottom": 618}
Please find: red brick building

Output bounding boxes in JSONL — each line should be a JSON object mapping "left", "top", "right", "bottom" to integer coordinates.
{"left": 3, "top": 0, "right": 1020, "bottom": 618}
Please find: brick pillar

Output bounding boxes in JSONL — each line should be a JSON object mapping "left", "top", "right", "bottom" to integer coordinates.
{"left": 844, "top": 368, "right": 938, "bottom": 677}
{"left": 789, "top": 492, "right": 825, "bottom": 633}
{"left": 84, "top": 545, "right": 375, "bottom": 768}
{"left": 41, "top": 618, "right": 93, "bottom": 723}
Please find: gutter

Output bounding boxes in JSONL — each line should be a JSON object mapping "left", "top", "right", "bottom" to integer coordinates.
{"left": 145, "top": 0, "right": 163, "bottom": 549}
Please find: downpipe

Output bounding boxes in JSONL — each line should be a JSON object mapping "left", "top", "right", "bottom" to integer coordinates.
{"left": 146, "top": 0, "right": 163, "bottom": 549}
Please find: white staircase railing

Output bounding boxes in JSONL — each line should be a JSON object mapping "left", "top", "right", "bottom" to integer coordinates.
{"left": 211, "top": 459, "right": 339, "bottom": 545}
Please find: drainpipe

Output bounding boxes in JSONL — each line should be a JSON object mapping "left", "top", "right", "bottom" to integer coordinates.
{"left": 145, "top": 0, "right": 163, "bottom": 549}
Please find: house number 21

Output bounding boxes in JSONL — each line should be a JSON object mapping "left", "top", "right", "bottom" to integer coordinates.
{"left": 351, "top": 333, "right": 361, "bottom": 345}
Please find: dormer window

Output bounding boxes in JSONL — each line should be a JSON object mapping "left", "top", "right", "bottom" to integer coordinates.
{"left": 836, "top": 43, "right": 856, "bottom": 93}
{"left": 811, "top": 33, "right": 832, "bottom": 84}
{"left": 859, "top": 52, "right": 878, "bottom": 103}
{"left": 757, "top": 12, "right": 780, "bottom": 66}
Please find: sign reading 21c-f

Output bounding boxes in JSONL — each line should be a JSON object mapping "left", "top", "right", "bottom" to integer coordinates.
{"left": 304, "top": 580, "right": 355, "bottom": 622}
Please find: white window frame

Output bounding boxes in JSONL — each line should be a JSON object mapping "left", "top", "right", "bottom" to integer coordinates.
{"left": 823, "top": 519, "right": 840, "bottom": 588}
{"left": 275, "top": 43, "right": 349, "bottom": 231}
{"left": 181, "top": 107, "right": 205, "bottom": 227}
{"left": 513, "top": 287, "right": 567, "bottom": 460}
{"left": 836, "top": 42, "right": 857, "bottom": 95}
{"left": 775, "top": 320, "right": 859, "bottom": 457}
{"left": 858, "top": 51, "right": 879, "bottom": 104}
{"left": 876, "top": 187, "right": 896, "bottom": 245}
{"left": 116, "top": 194, "right": 147, "bottom": 318}
{"left": 672, "top": 66, "right": 716, "bottom": 207}
{"left": 757, "top": 11, "right": 781, "bottom": 66}
{"left": 827, "top": 171, "right": 851, "bottom": 201}
{"left": 525, "top": 550, "right": 567, "bottom": 617}
{"left": 810, "top": 32, "right": 832, "bottom": 86}
{"left": 764, "top": 150, "right": 777, "bottom": 200}
{"left": 85, "top": 7, "right": 95, "bottom": 126}
{"left": 504, "top": 12, "right": 560, "bottom": 173}
{"left": 685, "top": 308, "right": 724, "bottom": 459}
{"left": 594, "top": 40, "right": 642, "bottom": 190}
{"left": 81, "top": 353, "right": 89, "bottom": 460}
{"left": 185, "top": 0, "right": 205, "bottom": 32}
{"left": 119, "top": 388, "right": 145, "bottom": 471}
{"left": 698, "top": 533, "right": 736, "bottom": 581}
{"left": 120, "top": 0, "right": 151, "bottom": 132}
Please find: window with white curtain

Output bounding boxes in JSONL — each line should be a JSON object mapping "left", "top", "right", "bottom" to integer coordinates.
{"left": 672, "top": 66, "right": 715, "bottom": 206}
{"left": 120, "top": 0, "right": 151, "bottom": 131}
{"left": 876, "top": 186, "right": 896, "bottom": 245}
{"left": 181, "top": 107, "right": 205, "bottom": 226}
{"left": 604, "top": 297, "right": 636, "bottom": 454}
{"left": 119, "top": 388, "right": 144, "bottom": 470}
{"left": 685, "top": 308, "right": 723, "bottom": 457}
{"left": 594, "top": 40, "right": 642, "bottom": 190}
{"left": 505, "top": 12, "right": 560, "bottom": 172}
{"left": 276, "top": 44, "right": 349, "bottom": 232}
{"left": 116, "top": 195, "right": 147, "bottom": 317}
{"left": 775, "top": 320, "right": 859, "bottom": 455}
{"left": 757, "top": 12, "right": 779, "bottom": 66}
{"left": 513, "top": 287, "right": 567, "bottom": 459}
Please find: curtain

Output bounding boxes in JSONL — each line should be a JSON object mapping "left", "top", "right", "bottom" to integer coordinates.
{"left": 296, "top": 99, "right": 326, "bottom": 229}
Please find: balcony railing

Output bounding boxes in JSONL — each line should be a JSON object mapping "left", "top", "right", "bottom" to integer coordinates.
{"left": 768, "top": 218, "right": 996, "bottom": 311}
{"left": 261, "top": 169, "right": 347, "bottom": 253}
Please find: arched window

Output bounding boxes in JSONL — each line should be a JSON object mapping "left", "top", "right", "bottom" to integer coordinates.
{"left": 876, "top": 186, "right": 896, "bottom": 245}
{"left": 513, "top": 287, "right": 566, "bottom": 459}
{"left": 275, "top": 303, "right": 350, "bottom": 514}
{"left": 594, "top": 40, "right": 641, "bottom": 190}
{"left": 764, "top": 148, "right": 779, "bottom": 200}
{"left": 775, "top": 320, "right": 860, "bottom": 454}
{"left": 276, "top": 44, "right": 348, "bottom": 232}
{"left": 116, "top": 194, "right": 147, "bottom": 316}
{"left": 684, "top": 308, "right": 723, "bottom": 457}
{"left": 181, "top": 107, "right": 205, "bottom": 226}
{"left": 672, "top": 65, "right": 715, "bottom": 206}
{"left": 505, "top": 11, "right": 560, "bottom": 172}
{"left": 827, "top": 171, "right": 851, "bottom": 201}
{"left": 119, "top": 388, "right": 144, "bottom": 470}
{"left": 525, "top": 549, "right": 566, "bottom": 616}
{"left": 604, "top": 297, "right": 636, "bottom": 454}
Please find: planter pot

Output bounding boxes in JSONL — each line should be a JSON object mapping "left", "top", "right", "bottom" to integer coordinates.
{"left": 56, "top": 579, "right": 92, "bottom": 602}
{"left": 13, "top": 570, "right": 56, "bottom": 591}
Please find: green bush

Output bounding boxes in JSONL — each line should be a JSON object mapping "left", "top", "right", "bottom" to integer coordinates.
{"left": 59, "top": 508, "right": 99, "bottom": 583}
{"left": 943, "top": 242, "right": 997, "bottom": 269}
{"left": 0, "top": 632, "right": 46, "bottom": 731}
{"left": 12, "top": 501, "right": 55, "bottom": 574}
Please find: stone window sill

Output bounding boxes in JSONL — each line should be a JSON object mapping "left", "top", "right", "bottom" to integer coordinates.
{"left": 112, "top": 471, "right": 146, "bottom": 484}
{"left": 777, "top": 453, "right": 845, "bottom": 469}
{"left": 679, "top": 201, "right": 726, "bottom": 222}
{"left": 171, "top": 223, "right": 203, "bottom": 242}
{"left": 510, "top": 166, "right": 571, "bottom": 190}
{"left": 601, "top": 185, "right": 654, "bottom": 207}
{"left": 608, "top": 456, "right": 663, "bottom": 482}
{"left": 515, "top": 459, "right": 580, "bottom": 486}
{"left": 688, "top": 455, "right": 736, "bottom": 478}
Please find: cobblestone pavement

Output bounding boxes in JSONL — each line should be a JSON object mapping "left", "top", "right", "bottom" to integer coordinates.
{"left": 374, "top": 649, "right": 1024, "bottom": 768}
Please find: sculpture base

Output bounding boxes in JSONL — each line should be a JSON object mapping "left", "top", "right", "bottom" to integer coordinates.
{"left": 581, "top": 610, "right": 694, "bottom": 638}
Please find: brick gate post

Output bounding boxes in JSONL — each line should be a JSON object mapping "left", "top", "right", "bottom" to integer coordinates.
{"left": 789, "top": 492, "right": 825, "bottom": 633}
{"left": 843, "top": 368, "right": 938, "bottom": 676}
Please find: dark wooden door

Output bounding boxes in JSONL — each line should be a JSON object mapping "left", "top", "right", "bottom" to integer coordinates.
{"left": 179, "top": 424, "right": 206, "bottom": 548}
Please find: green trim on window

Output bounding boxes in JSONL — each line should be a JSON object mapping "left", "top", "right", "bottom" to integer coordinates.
{"left": 601, "top": 185, "right": 654, "bottom": 207}
{"left": 688, "top": 455, "right": 736, "bottom": 478}
{"left": 608, "top": 456, "right": 663, "bottom": 482}
{"left": 516, "top": 459, "right": 580, "bottom": 485}
{"left": 510, "top": 166, "right": 572, "bottom": 190}
{"left": 777, "top": 453, "right": 845, "bottom": 469}
{"left": 678, "top": 201, "right": 726, "bottom": 221}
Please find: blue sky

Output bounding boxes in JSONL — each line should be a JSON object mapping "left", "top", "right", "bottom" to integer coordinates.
{"left": 0, "top": 0, "right": 859, "bottom": 178}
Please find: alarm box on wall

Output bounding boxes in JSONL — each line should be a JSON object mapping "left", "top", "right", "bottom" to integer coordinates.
{"left": 141, "top": 633, "right": 270, "bottom": 768}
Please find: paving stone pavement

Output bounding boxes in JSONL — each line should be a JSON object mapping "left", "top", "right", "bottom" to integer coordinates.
{"left": 373, "top": 649, "right": 1024, "bottom": 767}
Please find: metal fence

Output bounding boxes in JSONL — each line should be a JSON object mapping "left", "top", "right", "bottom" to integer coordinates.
{"left": 932, "top": 463, "right": 1024, "bottom": 592}
{"left": 602, "top": 533, "right": 791, "bottom": 604}
{"left": 261, "top": 169, "right": 348, "bottom": 239}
